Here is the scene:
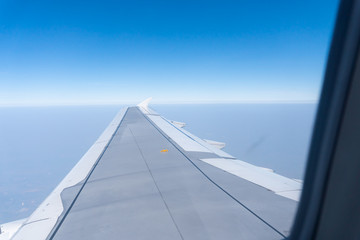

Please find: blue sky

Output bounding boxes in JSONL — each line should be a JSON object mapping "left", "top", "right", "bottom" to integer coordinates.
{"left": 0, "top": 0, "right": 339, "bottom": 105}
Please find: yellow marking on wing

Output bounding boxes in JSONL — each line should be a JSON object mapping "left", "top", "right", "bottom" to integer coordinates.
{"left": 160, "top": 149, "right": 168, "bottom": 152}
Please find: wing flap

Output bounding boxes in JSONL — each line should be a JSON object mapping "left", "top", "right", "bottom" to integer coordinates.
{"left": 200, "top": 158, "right": 302, "bottom": 201}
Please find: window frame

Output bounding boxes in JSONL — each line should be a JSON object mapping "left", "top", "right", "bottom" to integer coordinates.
{"left": 290, "top": 0, "right": 360, "bottom": 239}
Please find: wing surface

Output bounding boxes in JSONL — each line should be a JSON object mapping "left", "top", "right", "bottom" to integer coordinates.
{"left": 10, "top": 101, "right": 300, "bottom": 240}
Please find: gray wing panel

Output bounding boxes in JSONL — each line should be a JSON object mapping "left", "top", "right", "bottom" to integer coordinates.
{"left": 48, "top": 107, "right": 295, "bottom": 240}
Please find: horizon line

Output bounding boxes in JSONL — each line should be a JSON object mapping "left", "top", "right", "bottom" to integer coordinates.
{"left": 0, "top": 99, "right": 318, "bottom": 107}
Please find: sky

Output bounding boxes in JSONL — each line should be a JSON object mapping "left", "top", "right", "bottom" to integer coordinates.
{"left": 0, "top": 0, "right": 339, "bottom": 106}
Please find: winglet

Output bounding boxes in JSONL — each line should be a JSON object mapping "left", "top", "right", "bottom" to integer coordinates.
{"left": 137, "top": 97, "right": 158, "bottom": 115}
{"left": 137, "top": 97, "right": 152, "bottom": 108}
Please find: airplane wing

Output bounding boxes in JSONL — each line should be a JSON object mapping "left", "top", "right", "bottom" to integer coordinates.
{"left": 6, "top": 99, "right": 301, "bottom": 240}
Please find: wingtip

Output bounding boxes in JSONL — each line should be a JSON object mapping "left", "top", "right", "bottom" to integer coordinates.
{"left": 137, "top": 97, "right": 153, "bottom": 108}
